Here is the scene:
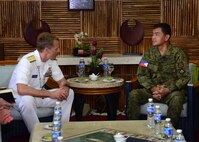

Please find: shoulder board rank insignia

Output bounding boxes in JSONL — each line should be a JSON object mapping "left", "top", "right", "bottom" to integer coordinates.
{"left": 27, "top": 55, "right": 36, "bottom": 63}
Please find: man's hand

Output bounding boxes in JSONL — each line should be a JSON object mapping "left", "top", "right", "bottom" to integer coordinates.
{"left": 151, "top": 85, "right": 170, "bottom": 101}
{"left": 0, "top": 107, "right": 13, "bottom": 124}
{"left": 0, "top": 98, "right": 12, "bottom": 109}
{"left": 48, "top": 87, "right": 69, "bottom": 101}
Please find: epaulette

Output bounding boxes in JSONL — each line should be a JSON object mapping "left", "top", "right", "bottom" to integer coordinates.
{"left": 27, "top": 55, "right": 36, "bottom": 63}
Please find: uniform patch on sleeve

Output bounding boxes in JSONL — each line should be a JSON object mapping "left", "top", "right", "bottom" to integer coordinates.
{"left": 27, "top": 55, "right": 36, "bottom": 63}
{"left": 139, "top": 60, "right": 148, "bottom": 67}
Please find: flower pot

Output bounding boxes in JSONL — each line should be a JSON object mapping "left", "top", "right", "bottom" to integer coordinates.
{"left": 73, "top": 48, "right": 90, "bottom": 57}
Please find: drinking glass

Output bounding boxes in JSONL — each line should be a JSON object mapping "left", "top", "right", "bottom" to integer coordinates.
{"left": 76, "top": 65, "right": 84, "bottom": 78}
{"left": 107, "top": 63, "right": 114, "bottom": 79}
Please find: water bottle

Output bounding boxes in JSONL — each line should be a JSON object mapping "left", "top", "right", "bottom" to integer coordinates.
{"left": 147, "top": 98, "right": 155, "bottom": 128}
{"left": 174, "top": 129, "right": 186, "bottom": 142}
{"left": 154, "top": 105, "right": 162, "bottom": 137}
{"left": 52, "top": 101, "right": 62, "bottom": 142}
{"left": 103, "top": 57, "right": 108, "bottom": 79}
{"left": 163, "top": 118, "right": 173, "bottom": 141}
{"left": 79, "top": 57, "right": 85, "bottom": 77}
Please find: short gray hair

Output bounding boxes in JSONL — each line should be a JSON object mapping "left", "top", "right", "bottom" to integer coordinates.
{"left": 36, "top": 32, "right": 59, "bottom": 52}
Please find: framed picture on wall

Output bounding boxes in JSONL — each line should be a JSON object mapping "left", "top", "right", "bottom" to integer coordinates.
{"left": 68, "top": 0, "right": 95, "bottom": 11}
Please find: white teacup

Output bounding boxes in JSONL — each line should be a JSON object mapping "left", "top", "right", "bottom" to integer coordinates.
{"left": 89, "top": 73, "right": 99, "bottom": 81}
{"left": 113, "top": 133, "right": 127, "bottom": 142}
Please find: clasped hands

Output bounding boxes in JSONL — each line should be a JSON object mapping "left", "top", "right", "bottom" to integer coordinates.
{"left": 49, "top": 86, "right": 70, "bottom": 101}
{"left": 151, "top": 85, "right": 170, "bottom": 101}
{"left": 0, "top": 98, "right": 13, "bottom": 124}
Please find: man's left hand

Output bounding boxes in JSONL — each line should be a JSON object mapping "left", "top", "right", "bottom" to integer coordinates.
{"left": 152, "top": 85, "right": 170, "bottom": 101}
{"left": 59, "top": 86, "right": 70, "bottom": 99}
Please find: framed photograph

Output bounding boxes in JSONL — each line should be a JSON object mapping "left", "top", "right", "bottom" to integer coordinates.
{"left": 68, "top": 0, "right": 95, "bottom": 11}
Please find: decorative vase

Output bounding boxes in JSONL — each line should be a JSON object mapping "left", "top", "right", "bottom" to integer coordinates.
{"left": 72, "top": 48, "right": 90, "bottom": 57}
{"left": 89, "top": 65, "right": 102, "bottom": 75}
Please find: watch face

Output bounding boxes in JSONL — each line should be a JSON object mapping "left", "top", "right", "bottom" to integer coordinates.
{"left": 68, "top": 0, "right": 95, "bottom": 10}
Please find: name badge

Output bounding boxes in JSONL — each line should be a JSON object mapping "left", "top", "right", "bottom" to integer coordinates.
{"left": 32, "top": 75, "right": 38, "bottom": 78}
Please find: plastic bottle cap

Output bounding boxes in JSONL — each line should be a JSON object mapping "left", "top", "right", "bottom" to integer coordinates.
{"left": 56, "top": 101, "right": 60, "bottom": 105}
{"left": 148, "top": 98, "right": 153, "bottom": 102}
{"left": 58, "top": 136, "right": 63, "bottom": 140}
{"left": 165, "top": 118, "right": 171, "bottom": 121}
{"left": 155, "top": 105, "right": 160, "bottom": 108}
{"left": 177, "top": 129, "right": 182, "bottom": 133}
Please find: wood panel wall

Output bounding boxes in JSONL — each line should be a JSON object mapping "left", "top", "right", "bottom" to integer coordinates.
{"left": 1, "top": 0, "right": 199, "bottom": 110}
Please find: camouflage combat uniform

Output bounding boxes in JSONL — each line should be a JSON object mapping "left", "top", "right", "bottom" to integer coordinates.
{"left": 127, "top": 44, "right": 190, "bottom": 126}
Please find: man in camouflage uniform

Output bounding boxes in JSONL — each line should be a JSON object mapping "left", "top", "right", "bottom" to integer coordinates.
{"left": 127, "top": 23, "right": 190, "bottom": 127}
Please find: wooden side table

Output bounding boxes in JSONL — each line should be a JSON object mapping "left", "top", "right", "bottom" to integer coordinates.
{"left": 67, "top": 77, "right": 124, "bottom": 120}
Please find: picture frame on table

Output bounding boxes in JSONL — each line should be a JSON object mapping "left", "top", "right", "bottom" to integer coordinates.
{"left": 68, "top": 0, "right": 95, "bottom": 11}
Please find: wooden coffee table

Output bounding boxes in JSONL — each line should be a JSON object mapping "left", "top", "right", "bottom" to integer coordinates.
{"left": 67, "top": 77, "right": 124, "bottom": 120}
{"left": 30, "top": 120, "right": 166, "bottom": 142}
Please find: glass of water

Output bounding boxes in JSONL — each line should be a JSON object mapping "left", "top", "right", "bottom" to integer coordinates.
{"left": 107, "top": 63, "right": 114, "bottom": 79}
{"left": 76, "top": 65, "right": 84, "bottom": 78}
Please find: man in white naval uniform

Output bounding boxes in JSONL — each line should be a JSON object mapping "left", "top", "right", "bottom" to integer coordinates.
{"left": 8, "top": 32, "right": 74, "bottom": 133}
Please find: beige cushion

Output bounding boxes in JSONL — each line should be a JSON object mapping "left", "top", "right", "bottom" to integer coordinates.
{"left": 140, "top": 102, "right": 187, "bottom": 117}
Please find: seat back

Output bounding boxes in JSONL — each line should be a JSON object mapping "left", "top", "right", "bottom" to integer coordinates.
{"left": 0, "top": 65, "right": 16, "bottom": 87}
{"left": 140, "top": 102, "right": 187, "bottom": 117}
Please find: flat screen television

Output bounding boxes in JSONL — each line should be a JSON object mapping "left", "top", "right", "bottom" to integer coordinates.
{"left": 68, "top": 0, "right": 95, "bottom": 11}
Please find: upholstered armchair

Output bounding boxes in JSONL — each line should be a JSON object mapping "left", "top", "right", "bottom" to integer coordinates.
{"left": 0, "top": 60, "right": 54, "bottom": 142}
{"left": 125, "top": 63, "right": 199, "bottom": 142}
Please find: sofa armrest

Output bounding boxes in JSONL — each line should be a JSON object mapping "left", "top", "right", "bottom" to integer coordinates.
{"left": 125, "top": 77, "right": 141, "bottom": 106}
{"left": 131, "top": 77, "right": 141, "bottom": 89}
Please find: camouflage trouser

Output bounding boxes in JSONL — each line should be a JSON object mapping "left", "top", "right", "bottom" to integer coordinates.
{"left": 127, "top": 88, "right": 186, "bottom": 127}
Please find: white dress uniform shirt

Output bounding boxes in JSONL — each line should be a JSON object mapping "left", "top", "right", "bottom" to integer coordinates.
{"left": 8, "top": 50, "right": 74, "bottom": 132}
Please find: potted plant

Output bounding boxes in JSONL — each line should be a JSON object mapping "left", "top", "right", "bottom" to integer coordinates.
{"left": 89, "top": 40, "right": 103, "bottom": 75}
{"left": 73, "top": 32, "right": 90, "bottom": 56}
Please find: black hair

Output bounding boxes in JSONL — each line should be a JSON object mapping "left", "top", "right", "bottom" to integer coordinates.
{"left": 153, "top": 23, "right": 171, "bottom": 36}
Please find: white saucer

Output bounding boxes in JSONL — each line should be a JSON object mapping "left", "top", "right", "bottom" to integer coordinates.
{"left": 74, "top": 78, "right": 89, "bottom": 83}
{"left": 103, "top": 78, "right": 116, "bottom": 82}
{"left": 44, "top": 124, "right": 53, "bottom": 130}
{"left": 41, "top": 135, "right": 52, "bottom": 142}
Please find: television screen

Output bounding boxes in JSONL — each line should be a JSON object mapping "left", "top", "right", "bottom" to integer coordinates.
{"left": 68, "top": 0, "right": 95, "bottom": 10}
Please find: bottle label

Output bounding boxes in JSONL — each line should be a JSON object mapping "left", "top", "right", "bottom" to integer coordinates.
{"left": 80, "top": 63, "right": 85, "bottom": 68}
{"left": 163, "top": 127, "right": 173, "bottom": 137}
{"left": 103, "top": 64, "right": 108, "bottom": 69}
{"left": 154, "top": 114, "right": 162, "bottom": 122}
{"left": 174, "top": 140, "right": 184, "bottom": 142}
{"left": 147, "top": 106, "right": 154, "bottom": 114}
